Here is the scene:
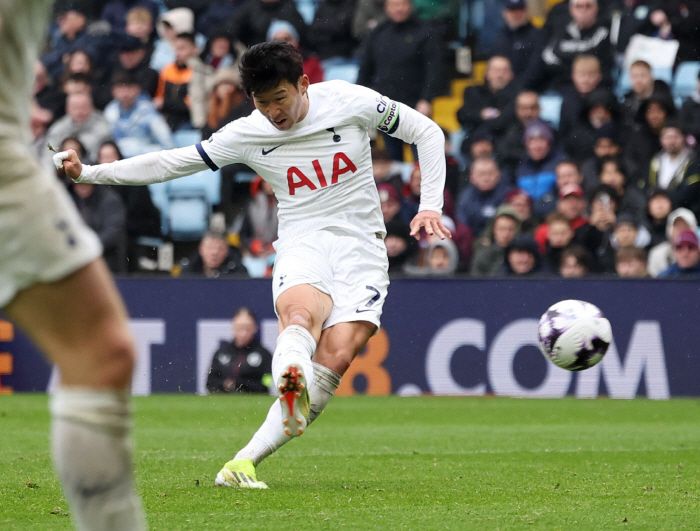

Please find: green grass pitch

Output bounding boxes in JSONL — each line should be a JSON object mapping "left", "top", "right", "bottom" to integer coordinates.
{"left": 2, "top": 394, "right": 700, "bottom": 530}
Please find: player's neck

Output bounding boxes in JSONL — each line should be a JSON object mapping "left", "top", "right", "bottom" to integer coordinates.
{"left": 297, "top": 92, "right": 310, "bottom": 124}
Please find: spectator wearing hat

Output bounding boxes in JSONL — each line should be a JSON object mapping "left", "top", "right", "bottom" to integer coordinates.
{"left": 42, "top": 5, "right": 105, "bottom": 79}
{"left": 501, "top": 234, "right": 548, "bottom": 276}
{"left": 516, "top": 119, "right": 567, "bottom": 201}
{"left": 505, "top": 187, "right": 540, "bottom": 235}
{"left": 150, "top": 7, "right": 196, "bottom": 73}
{"left": 623, "top": 91, "right": 676, "bottom": 184}
{"left": 560, "top": 244, "right": 593, "bottom": 278}
{"left": 647, "top": 207, "right": 698, "bottom": 276}
{"left": 559, "top": 55, "right": 603, "bottom": 140}
{"left": 103, "top": 71, "right": 175, "bottom": 158}
{"left": 457, "top": 56, "right": 519, "bottom": 144}
{"left": 534, "top": 159, "right": 584, "bottom": 219}
{"left": 378, "top": 182, "right": 408, "bottom": 226}
{"left": 645, "top": 189, "right": 673, "bottom": 248}
{"left": 267, "top": 20, "right": 324, "bottom": 85}
{"left": 658, "top": 230, "right": 700, "bottom": 277}
{"left": 456, "top": 156, "right": 512, "bottom": 237}
{"left": 496, "top": 90, "right": 542, "bottom": 177}
{"left": 615, "top": 246, "right": 649, "bottom": 278}
{"left": 579, "top": 123, "right": 621, "bottom": 195}
{"left": 471, "top": 204, "right": 521, "bottom": 277}
{"left": 598, "top": 156, "right": 647, "bottom": 226}
{"left": 643, "top": 121, "right": 700, "bottom": 219}
{"left": 621, "top": 60, "right": 672, "bottom": 132}
{"left": 565, "top": 88, "right": 621, "bottom": 163}
{"left": 533, "top": 181, "right": 588, "bottom": 253}
{"left": 110, "top": 35, "right": 160, "bottom": 99}
{"left": 491, "top": 0, "right": 545, "bottom": 80}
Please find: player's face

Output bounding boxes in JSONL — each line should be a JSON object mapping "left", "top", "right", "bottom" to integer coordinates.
{"left": 253, "top": 76, "right": 310, "bottom": 131}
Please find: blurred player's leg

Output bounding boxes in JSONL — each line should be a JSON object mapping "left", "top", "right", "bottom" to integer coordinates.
{"left": 4, "top": 260, "right": 147, "bottom": 531}
{"left": 217, "top": 321, "right": 373, "bottom": 487}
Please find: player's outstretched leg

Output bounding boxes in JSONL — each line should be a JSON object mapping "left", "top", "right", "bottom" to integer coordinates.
{"left": 4, "top": 261, "right": 147, "bottom": 530}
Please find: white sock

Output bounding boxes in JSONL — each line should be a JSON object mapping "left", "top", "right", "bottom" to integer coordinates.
{"left": 50, "top": 388, "right": 147, "bottom": 531}
{"left": 271, "top": 325, "right": 316, "bottom": 386}
{"left": 234, "top": 362, "right": 341, "bottom": 466}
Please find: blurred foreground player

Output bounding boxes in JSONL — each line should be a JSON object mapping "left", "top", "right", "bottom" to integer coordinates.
{"left": 54, "top": 41, "right": 450, "bottom": 488}
{"left": 0, "top": 2, "right": 146, "bottom": 529}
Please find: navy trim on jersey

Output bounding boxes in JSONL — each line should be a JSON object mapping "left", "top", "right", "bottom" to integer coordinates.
{"left": 196, "top": 142, "right": 219, "bottom": 171}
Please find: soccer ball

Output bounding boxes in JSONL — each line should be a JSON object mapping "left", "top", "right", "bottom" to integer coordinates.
{"left": 537, "top": 300, "right": 613, "bottom": 371}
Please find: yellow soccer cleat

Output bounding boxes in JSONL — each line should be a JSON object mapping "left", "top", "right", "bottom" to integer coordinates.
{"left": 215, "top": 459, "right": 268, "bottom": 489}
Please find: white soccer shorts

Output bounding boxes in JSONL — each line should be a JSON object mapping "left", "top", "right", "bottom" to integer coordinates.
{"left": 271, "top": 228, "right": 390, "bottom": 331}
{"left": 0, "top": 140, "right": 102, "bottom": 308}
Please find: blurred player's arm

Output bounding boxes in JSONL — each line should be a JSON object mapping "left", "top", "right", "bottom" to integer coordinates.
{"left": 54, "top": 146, "right": 210, "bottom": 185}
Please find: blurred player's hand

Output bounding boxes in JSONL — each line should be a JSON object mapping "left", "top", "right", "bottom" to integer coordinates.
{"left": 52, "top": 149, "right": 83, "bottom": 180}
{"left": 410, "top": 210, "right": 452, "bottom": 240}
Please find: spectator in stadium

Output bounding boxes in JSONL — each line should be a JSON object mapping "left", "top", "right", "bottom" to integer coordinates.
{"left": 611, "top": 212, "right": 651, "bottom": 250}
{"left": 624, "top": 91, "right": 675, "bottom": 184}
{"left": 150, "top": 7, "right": 195, "bottom": 73}
{"left": 559, "top": 55, "right": 603, "bottom": 139}
{"left": 370, "top": 146, "right": 404, "bottom": 195}
{"left": 103, "top": 71, "right": 175, "bottom": 158}
{"left": 460, "top": 126, "right": 496, "bottom": 183}
{"left": 653, "top": 3, "right": 700, "bottom": 64}
{"left": 196, "top": 1, "right": 245, "bottom": 37}
{"left": 527, "top": 0, "right": 614, "bottom": 92}
{"left": 385, "top": 217, "right": 419, "bottom": 273}
{"left": 63, "top": 137, "right": 129, "bottom": 273}
{"left": 470, "top": 205, "right": 520, "bottom": 277}
{"left": 658, "top": 229, "right": 700, "bottom": 277}
{"left": 189, "top": 31, "right": 243, "bottom": 128}
{"left": 615, "top": 245, "right": 649, "bottom": 278}
{"left": 516, "top": 119, "right": 566, "bottom": 202}
{"left": 125, "top": 6, "right": 156, "bottom": 51}
{"left": 307, "top": 0, "right": 359, "bottom": 63}
{"left": 47, "top": 91, "right": 113, "bottom": 163}
{"left": 60, "top": 49, "right": 113, "bottom": 110}
{"left": 357, "top": 0, "right": 445, "bottom": 160}
{"left": 647, "top": 207, "right": 698, "bottom": 276}
{"left": 200, "top": 68, "right": 254, "bottom": 139}
{"left": 101, "top": 0, "right": 158, "bottom": 40}
{"left": 534, "top": 182, "right": 588, "bottom": 253}
{"left": 352, "top": 0, "right": 386, "bottom": 41}
{"left": 34, "top": 61, "right": 65, "bottom": 125}
{"left": 681, "top": 70, "right": 700, "bottom": 153}
{"left": 457, "top": 56, "right": 518, "bottom": 143}
{"left": 491, "top": 0, "right": 545, "bottom": 80}
{"left": 496, "top": 90, "right": 541, "bottom": 176}
{"left": 505, "top": 188, "right": 540, "bottom": 235}
{"left": 238, "top": 176, "right": 279, "bottom": 278}
{"left": 42, "top": 5, "right": 104, "bottom": 79}
{"left": 621, "top": 60, "right": 672, "bottom": 132}
{"left": 598, "top": 156, "right": 647, "bottom": 225}
{"left": 378, "top": 181, "right": 408, "bottom": 226}
{"left": 267, "top": 21, "right": 324, "bottom": 85}
{"left": 225, "top": 0, "right": 307, "bottom": 48}
{"left": 579, "top": 123, "right": 620, "bottom": 194}
{"left": 456, "top": 156, "right": 512, "bottom": 237}
{"left": 111, "top": 35, "right": 160, "bottom": 98}
{"left": 543, "top": 212, "right": 575, "bottom": 273}
{"left": 645, "top": 188, "right": 674, "bottom": 248}
{"left": 643, "top": 121, "right": 700, "bottom": 219}
{"left": 180, "top": 231, "right": 249, "bottom": 278}
{"left": 616, "top": 1, "right": 659, "bottom": 53}
{"left": 560, "top": 244, "right": 592, "bottom": 277}
{"left": 207, "top": 307, "right": 273, "bottom": 394}
{"left": 155, "top": 32, "right": 198, "bottom": 131}
{"left": 575, "top": 184, "right": 620, "bottom": 273}
{"left": 535, "top": 159, "right": 585, "bottom": 219}
{"left": 565, "top": 88, "right": 621, "bottom": 164}
{"left": 97, "top": 141, "right": 163, "bottom": 271}
{"left": 501, "top": 234, "right": 547, "bottom": 276}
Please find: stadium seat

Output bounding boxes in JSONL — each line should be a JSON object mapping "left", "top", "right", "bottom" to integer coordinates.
{"left": 167, "top": 169, "right": 221, "bottom": 206}
{"left": 148, "top": 182, "right": 170, "bottom": 235}
{"left": 168, "top": 192, "right": 210, "bottom": 241}
{"left": 538, "top": 94, "right": 563, "bottom": 129}
{"left": 323, "top": 63, "right": 360, "bottom": 84}
{"left": 172, "top": 129, "right": 202, "bottom": 148}
{"left": 673, "top": 61, "right": 700, "bottom": 105}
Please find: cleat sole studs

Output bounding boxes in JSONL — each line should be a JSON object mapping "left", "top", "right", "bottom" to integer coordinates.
{"left": 298, "top": 428, "right": 303, "bottom": 435}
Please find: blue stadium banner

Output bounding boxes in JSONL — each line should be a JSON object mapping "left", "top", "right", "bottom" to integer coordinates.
{"left": 2, "top": 279, "right": 699, "bottom": 398}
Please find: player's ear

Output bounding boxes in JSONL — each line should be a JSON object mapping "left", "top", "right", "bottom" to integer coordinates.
{"left": 298, "top": 74, "right": 310, "bottom": 95}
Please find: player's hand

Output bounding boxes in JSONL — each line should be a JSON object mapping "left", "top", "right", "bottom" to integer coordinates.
{"left": 409, "top": 210, "right": 452, "bottom": 240}
{"left": 53, "top": 149, "right": 83, "bottom": 180}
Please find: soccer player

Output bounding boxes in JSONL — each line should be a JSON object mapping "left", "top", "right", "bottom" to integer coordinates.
{"left": 54, "top": 41, "right": 450, "bottom": 488}
{"left": 1, "top": 2, "right": 147, "bottom": 530}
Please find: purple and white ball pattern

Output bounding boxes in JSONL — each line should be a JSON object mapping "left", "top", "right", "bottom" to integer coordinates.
{"left": 538, "top": 300, "right": 613, "bottom": 371}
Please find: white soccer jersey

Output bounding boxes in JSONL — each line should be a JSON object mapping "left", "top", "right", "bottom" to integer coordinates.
{"left": 78, "top": 80, "right": 446, "bottom": 245}
{"left": 0, "top": 0, "right": 53, "bottom": 145}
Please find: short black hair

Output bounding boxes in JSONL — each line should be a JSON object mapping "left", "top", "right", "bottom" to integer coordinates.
{"left": 111, "top": 70, "right": 139, "bottom": 87}
{"left": 239, "top": 41, "right": 304, "bottom": 98}
{"left": 176, "top": 32, "right": 196, "bottom": 44}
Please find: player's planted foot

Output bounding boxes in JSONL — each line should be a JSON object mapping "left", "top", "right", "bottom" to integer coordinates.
{"left": 215, "top": 459, "right": 268, "bottom": 489}
{"left": 278, "top": 365, "right": 310, "bottom": 437}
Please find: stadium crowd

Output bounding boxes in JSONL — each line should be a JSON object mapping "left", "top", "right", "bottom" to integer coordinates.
{"left": 38, "top": 0, "right": 700, "bottom": 279}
